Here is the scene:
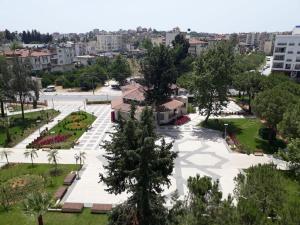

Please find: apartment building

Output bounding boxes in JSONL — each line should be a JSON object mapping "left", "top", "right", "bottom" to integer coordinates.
{"left": 165, "top": 31, "right": 180, "bottom": 46}
{"left": 96, "top": 34, "right": 125, "bottom": 52}
{"left": 50, "top": 45, "right": 75, "bottom": 72}
{"left": 4, "top": 49, "right": 52, "bottom": 71}
{"left": 272, "top": 26, "right": 300, "bottom": 78}
{"left": 188, "top": 38, "right": 209, "bottom": 56}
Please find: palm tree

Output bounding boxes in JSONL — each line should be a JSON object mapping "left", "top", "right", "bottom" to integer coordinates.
{"left": 0, "top": 149, "right": 12, "bottom": 164}
{"left": 23, "top": 192, "right": 52, "bottom": 225}
{"left": 78, "top": 151, "right": 86, "bottom": 166}
{"left": 24, "top": 149, "right": 38, "bottom": 167}
{"left": 47, "top": 149, "right": 59, "bottom": 175}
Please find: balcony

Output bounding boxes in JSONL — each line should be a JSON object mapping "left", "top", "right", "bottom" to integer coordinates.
{"left": 272, "top": 62, "right": 284, "bottom": 69}
{"left": 274, "top": 47, "right": 286, "bottom": 53}
{"left": 277, "top": 43, "right": 287, "bottom": 46}
{"left": 273, "top": 55, "right": 285, "bottom": 61}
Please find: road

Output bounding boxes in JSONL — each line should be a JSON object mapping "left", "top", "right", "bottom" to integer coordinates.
{"left": 39, "top": 86, "right": 122, "bottom": 102}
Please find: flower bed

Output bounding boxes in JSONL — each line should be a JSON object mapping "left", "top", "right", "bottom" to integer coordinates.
{"left": 27, "top": 111, "right": 96, "bottom": 149}
{"left": 30, "top": 134, "right": 71, "bottom": 148}
{"left": 174, "top": 115, "right": 191, "bottom": 126}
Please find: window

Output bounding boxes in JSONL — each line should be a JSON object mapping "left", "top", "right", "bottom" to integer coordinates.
{"left": 287, "top": 51, "right": 294, "bottom": 54}
{"left": 274, "top": 55, "right": 285, "bottom": 60}
{"left": 296, "top": 57, "right": 300, "bottom": 62}
{"left": 289, "top": 43, "right": 295, "bottom": 46}
{"left": 272, "top": 62, "right": 284, "bottom": 69}
{"left": 285, "top": 64, "right": 291, "bottom": 69}
{"left": 274, "top": 47, "right": 286, "bottom": 53}
{"left": 277, "top": 43, "right": 287, "bottom": 46}
{"left": 286, "top": 59, "right": 292, "bottom": 62}
{"left": 297, "top": 51, "right": 300, "bottom": 54}
{"left": 295, "top": 64, "right": 300, "bottom": 70}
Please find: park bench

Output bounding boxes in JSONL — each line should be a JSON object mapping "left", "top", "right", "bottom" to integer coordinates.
{"left": 62, "top": 202, "right": 84, "bottom": 213}
{"left": 54, "top": 186, "right": 68, "bottom": 200}
{"left": 63, "top": 172, "right": 76, "bottom": 186}
{"left": 91, "top": 204, "right": 113, "bottom": 214}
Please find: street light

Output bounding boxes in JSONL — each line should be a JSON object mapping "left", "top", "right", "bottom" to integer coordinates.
{"left": 52, "top": 98, "right": 54, "bottom": 109}
{"left": 224, "top": 123, "right": 228, "bottom": 138}
{"left": 36, "top": 119, "right": 41, "bottom": 135}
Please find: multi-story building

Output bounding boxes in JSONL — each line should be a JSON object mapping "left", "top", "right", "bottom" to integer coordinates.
{"left": 96, "top": 34, "right": 125, "bottom": 52}
{"left": 272, "top": 26, "right": 300, "bottom": 78}
{"left": 4, "top": 49, "right": 52, "bottom": 71}
{"left": 165, "top": 31, "right": 180, "bottom": 46}
{"left": 50, "top": 45, "right": 75, "bottom": 72}
{"left": 188, "top": 38, "right": 209, "bottom": 56}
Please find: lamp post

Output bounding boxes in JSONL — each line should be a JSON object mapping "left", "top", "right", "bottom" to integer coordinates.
{"left": 52, "top": 98, "right": 54, "bottom": 109}
{"left": 36, "top": 119, "right": 41, "bottom": 135}
{"left": 224, "top": 123, "right": 228, "bottom": 138}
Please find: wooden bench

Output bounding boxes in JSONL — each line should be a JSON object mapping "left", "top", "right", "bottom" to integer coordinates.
{"left": 91, "top": 204, "right": 113, "bottom": 214}
{"left": 63, "top": 172, "right": 76, "bottom": 186}
{"left": 54, "top": 186, "right": 68, "bottom": 200}
{"left": 62, "top": 202, "right": 84, "bottom": 213}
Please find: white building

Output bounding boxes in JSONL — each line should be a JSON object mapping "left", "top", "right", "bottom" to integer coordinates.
{"left": 165, "top": 32, "right": 180, "bottom": 46}
{"left": 272, "top": 26, "right": 300, "bottom": 78}
{"left": 86, "top": 41, "right": 97, "bottom": 55}
{"left": 96, "top": 34, "right": 125, "bottom": 52}
{"left": 51, "top": 46, "right": 75, "bottom": 72}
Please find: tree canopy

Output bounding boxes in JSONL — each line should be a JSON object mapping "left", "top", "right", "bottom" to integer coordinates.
{"left": 141, "top": 45, "right": 178, "bottom": 105}
{"left": 191, "top": 41, "right": 235, "bottom": 122}
{"left": 100, "top": 107, "right": 177, "bottom": 225}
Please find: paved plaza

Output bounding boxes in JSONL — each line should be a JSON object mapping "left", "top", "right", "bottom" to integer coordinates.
{"left": 1, "top": 100, "right": 285, "bottom": 207}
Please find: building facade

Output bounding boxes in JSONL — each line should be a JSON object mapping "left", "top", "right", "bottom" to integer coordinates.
{"left": 165, "top": 32, "right": 179, "bottom": 46}
{"left": 4, "top": 49, "right": 52, "bottom": 71}
{"left": 272, "top": 26, "right": 300, "bottom": 78}
{"left": 96, "top": 34, "right": 125, "bottom": 52}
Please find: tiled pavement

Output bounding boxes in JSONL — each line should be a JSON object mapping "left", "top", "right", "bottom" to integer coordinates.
{"left": 2, "top": 100, "right": 285, "bottom": 207}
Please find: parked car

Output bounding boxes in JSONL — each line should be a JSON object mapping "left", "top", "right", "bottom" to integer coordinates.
{"left": 44, "top": 85, "right": 56, "bottom": 92}
{"left": 111, "top": 84, "right": 121, "bottom": 90}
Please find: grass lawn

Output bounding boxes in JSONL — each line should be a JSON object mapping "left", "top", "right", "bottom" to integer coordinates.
{"left": 29, "top": 111, "right": 96, "bottom": 149}
{"left": 0, "top": 207, "right": 108, "bottom": 225}
{"left": 0, "top": 109, "right": 59, "bottom": 147}
{"left": 200, "top": 118, "right": 286, "bottom": 154}
{"left": 0, "top": 163, "right": 108, "bottom": 225}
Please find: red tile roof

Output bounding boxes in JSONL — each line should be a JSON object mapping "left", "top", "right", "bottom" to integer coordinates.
{"left": 121, "top": 83, "right": 146, "bottom": 102}
{"left": 4, "top": 49, "right": 52, "bottom": 58}
{"left": 160, "top": 99, "right": 184, "bottom": 110}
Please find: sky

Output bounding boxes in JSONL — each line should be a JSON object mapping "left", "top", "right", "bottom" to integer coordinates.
{"left": 0, "top": 0, "right": 300, "bottom": 34}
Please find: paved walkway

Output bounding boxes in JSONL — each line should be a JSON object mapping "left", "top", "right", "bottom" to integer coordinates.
{"left": 0, "top": 100, "right": 286, "bottom": 207}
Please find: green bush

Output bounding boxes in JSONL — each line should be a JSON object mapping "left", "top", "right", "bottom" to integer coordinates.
{"left": 259, "top": 127, "right": 276, "bottom": 140}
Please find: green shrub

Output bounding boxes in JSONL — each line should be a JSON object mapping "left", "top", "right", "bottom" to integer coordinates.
{"left": 259, "top": 127, "right": 276, "bottom": 140}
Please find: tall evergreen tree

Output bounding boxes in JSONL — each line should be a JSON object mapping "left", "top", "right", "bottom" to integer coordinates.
{"left": 191, "top": 41, "right": 234, "bottom": 122}
{"left": 100, "top": 107, "right": 177, "bottom": 225}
